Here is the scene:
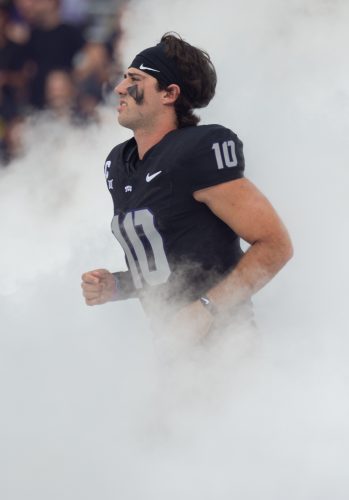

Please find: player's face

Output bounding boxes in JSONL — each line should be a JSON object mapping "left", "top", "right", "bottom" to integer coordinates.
{"left": 114, "top": 69, "right": 164, "bottom": 131}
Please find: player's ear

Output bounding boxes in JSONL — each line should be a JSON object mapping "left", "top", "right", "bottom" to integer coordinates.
{"left": 162, "top": 84, "right": 180, "bottom": 104}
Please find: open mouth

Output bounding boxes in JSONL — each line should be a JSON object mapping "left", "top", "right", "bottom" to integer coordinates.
{"left": 118, "top": 101, "right": 127, "bottom": 111}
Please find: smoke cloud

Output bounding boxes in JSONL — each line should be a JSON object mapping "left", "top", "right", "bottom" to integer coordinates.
{"left": 1, "top": 1, "right": 349, "bottom": 499}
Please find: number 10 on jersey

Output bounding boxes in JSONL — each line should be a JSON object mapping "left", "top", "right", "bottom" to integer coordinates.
{"left": 111, "top": 209, "right": 171, "bottom": 289}
{"left": 212, "top": 140, "right": 238, "bottom": 169}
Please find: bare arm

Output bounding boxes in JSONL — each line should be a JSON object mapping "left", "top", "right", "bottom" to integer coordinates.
{"left": 193, "top": 177, "right": 293, "bottom": 312}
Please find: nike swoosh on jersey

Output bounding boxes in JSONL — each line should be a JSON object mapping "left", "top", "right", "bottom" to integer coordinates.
{"left": 140, "top": 63, "right": 160, "bottom": 73}
{"left": 146, "top": 171, "right": 162, "bottom": 182}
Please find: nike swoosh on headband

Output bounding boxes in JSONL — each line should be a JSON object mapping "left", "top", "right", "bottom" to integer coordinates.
{"left": 139, "top": 63, "right": 160, "bottom": 73}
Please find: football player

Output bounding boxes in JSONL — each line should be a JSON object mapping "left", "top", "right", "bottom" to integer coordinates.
{"left": 81, "top": 33, "right": 293, "bottom": 338}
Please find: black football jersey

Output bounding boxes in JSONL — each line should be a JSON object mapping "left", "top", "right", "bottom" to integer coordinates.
{"left": 105, "top": 124, "right": 245, "bottom": 315}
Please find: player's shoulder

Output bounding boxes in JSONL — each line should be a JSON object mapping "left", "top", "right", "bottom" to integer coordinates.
{"left": 173, "top": 124, "right": 241, "bottom": 154}
{"left": 183, "top": 123, "right": 236, "bottom": 137}
{"left": 174, "top": 125, "right": 245, "bottom": 191}
{"left": 181, "top": 123, "right": 238, "bottom": 136}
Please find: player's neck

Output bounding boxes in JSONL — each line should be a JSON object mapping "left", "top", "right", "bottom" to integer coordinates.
{"left": 134, "top": 124, "right": 177, "bottom": 160}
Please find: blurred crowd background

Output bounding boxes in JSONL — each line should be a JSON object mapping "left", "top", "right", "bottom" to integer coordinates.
{"left": 0, "top": 0, "right": 129, "bottom": 165}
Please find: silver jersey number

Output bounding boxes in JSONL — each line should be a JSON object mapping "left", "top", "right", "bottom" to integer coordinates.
{"left": 212, "top": 140, "right": 238, "bottom": 169}
{"left": 111, "top": 209, "right": 171, "bottom": 289}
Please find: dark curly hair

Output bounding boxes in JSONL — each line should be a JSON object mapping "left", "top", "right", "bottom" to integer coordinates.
{"left": 158, "top": 32, "right": 217, "bottom": 128}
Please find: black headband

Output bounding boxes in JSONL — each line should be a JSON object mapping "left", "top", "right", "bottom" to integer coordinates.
{"left": 129, "top": 42, "right": 185, "bottom": 90}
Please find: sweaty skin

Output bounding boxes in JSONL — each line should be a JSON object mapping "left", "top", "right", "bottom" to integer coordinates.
{"left": 127, "top": 84, "right": 144, "bottom": 105}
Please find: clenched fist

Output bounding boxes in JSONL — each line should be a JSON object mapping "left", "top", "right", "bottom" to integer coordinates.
{"left": 81, "top": 269, "right": 117, "bottom": 306}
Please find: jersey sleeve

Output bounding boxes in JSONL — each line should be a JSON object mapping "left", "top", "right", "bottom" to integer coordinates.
{"left": 112, "top": 271, "right": 138, "bottom": 300}
{"left": 187, "top": 127, "right": 245, "bottom": 193}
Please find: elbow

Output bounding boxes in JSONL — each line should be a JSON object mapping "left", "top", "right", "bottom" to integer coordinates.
{"left": 285, "top": 228, "right": 294, "bottom": 262}
{"left": 278, "top": 231, "right": 294, "bottom": 268}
